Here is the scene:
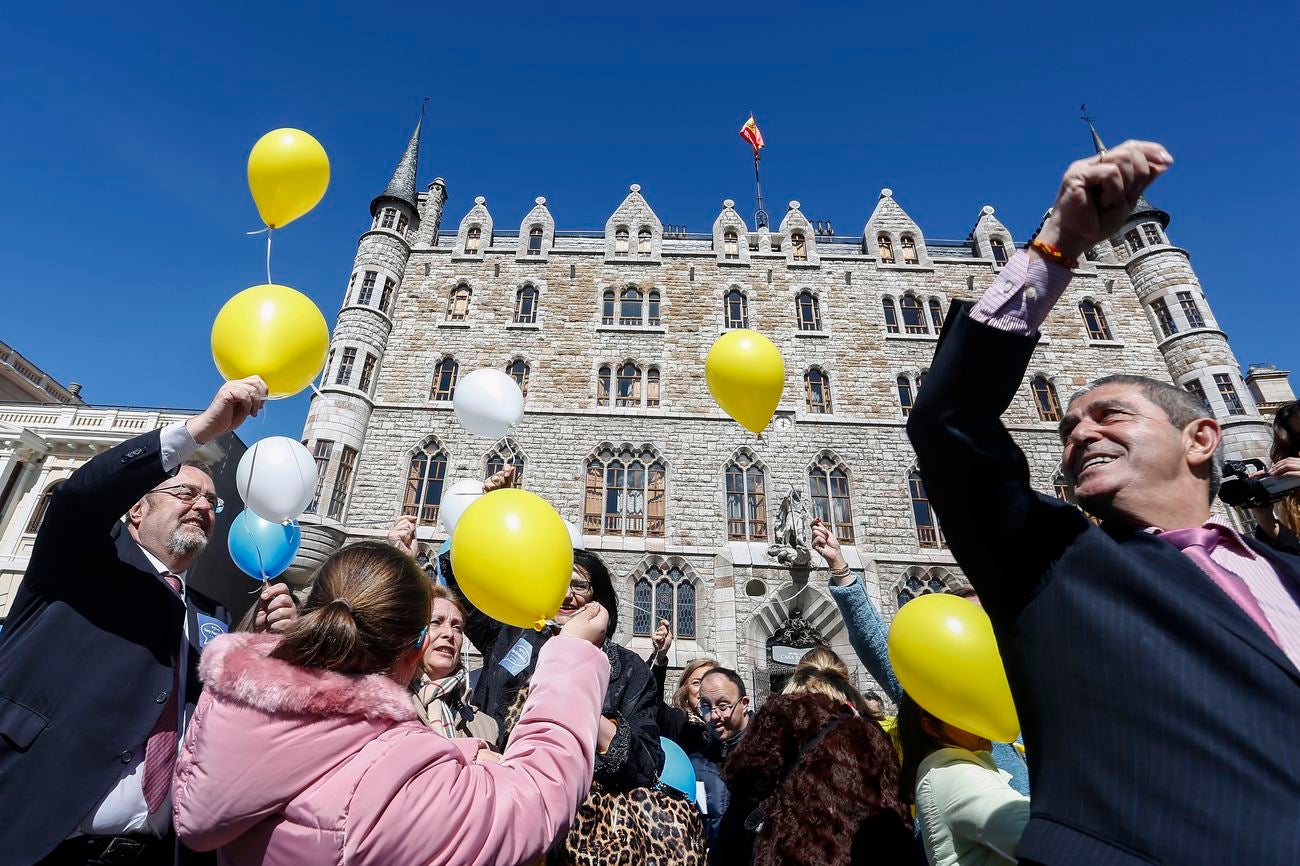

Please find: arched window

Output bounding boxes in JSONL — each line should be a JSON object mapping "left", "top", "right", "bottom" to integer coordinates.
{"left": 24, "top": 480, "right": 62, "bottom": 534}
{"left": 1079, "top": 300, "right": 1113, "bottom": 340}
{"left": 896, "top": 567, "right": 952, "bottom": 607}
{"left": 638, "top": 228, "right": 652, "bottom": 256}
{"left": 928, "top": 298, "right": 945, "bottom": 331}
{"left": 676, "top": 577, "right": 696, "bottom": 638}
{"left": 431, "top": 357, "right": 458, "bottom": 401}
{"left": 615, "top": 227, "right": 630, "bottom": 257}
{"left": 633, "top": 578, "right": 653, "bottom": 634}
{"left": 897, "top": 375, "right": 915, "bottom": 417}
{"left": 527, "top": 225, "right": 543, "bottom": 255}
{"left": 804, "top": 368, "right": 832, "bottom": 413}
{"left": 725, "top": 452, "right": 767, "bottom": 540}
{"left": 514, "top": 285, "right": 538, "bottom": 324}
{"left": 402, "top": 441, "right": 448, "bottom": 526}
{"left": 583, "top": 446, "right": 667, "bottom": 537}
{"left": 506, "top": 359, "right": 530, "bottom": 398}
{"left": 909, "top": 470, "right": 945, "bottom": 548}
{"left": 619, "top": 287, "right": 643, "bottom": 326}
{"left": 655, "top": 580, "right": 672, "bottom": 628}
{"left": 877, "top": 234, "right": 894, "bottom": 264}
{"left": 809, "top": 453, "right": 854, "bottom": 543}
{"left": 882, "top": 297, "right": 900, "bottom": 334}
{"left": 616, "top": 362, "right": 642, "bottom": 407}
{"left": 990, "top": 237, "right": 1008, "bottom": 265}
{"left": 791, "top": 232, "right": 808, "bottom": 261}
{"left": 900, "top": 294, "right": 927, "bottom": 334}
{"left": 485, "top": 439, "right": 525, "bottom": 486}
{"left": 725, "top": 289, "right": 748, "bottom": 329}
{"left": 724, "top": 230, "right": 739, "bottom": 259}
{"left": 596, "top": 365, "right": 612, "bottom": 406}
{"left": 796, "top": 291, "right": 822, "bottom": 331}
{"left": 465, "top": 226, "right": 481, "bottom": 254}
{"left": 447, "top": 285, "right": 471, "bottom": 321}
{"left": 601, "top": 289, "right": 616, "bottom": 325}
{"left": 901, "top": 235, "right": 918, "bottom": 264}
{"left": 645, "top": 366, "right": 661, "bottom": 408}
{"left": 1031, "top": 375, "right": 1062, "bottom": 422}
{"left": 647, "top": 289, "right": 661, "bottom": 326}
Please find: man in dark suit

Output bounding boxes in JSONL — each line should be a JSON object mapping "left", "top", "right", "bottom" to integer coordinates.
{"left": 0, "top": 377, "right": 298, "bottom": 865}
{"left": 908, "top": 140, "right": 1300, "bottom": 865}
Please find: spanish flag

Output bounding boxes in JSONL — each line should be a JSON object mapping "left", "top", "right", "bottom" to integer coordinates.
{"left": 739, "top": 115, "right": 765, "bottom": 158}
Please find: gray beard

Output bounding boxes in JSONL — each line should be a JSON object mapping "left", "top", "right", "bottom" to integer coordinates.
{"left": 166, "top": 525, "right": 208, "bottom": 558}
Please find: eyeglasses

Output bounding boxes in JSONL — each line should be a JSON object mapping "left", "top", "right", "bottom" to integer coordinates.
{"left": 697, "top": 700, "right": 739, "bottom": 719}
{"left": 152, "top": 484, "right": 223, "bottom": 513}
{"left": 568, "top": 579, "right": 593, "bottom": 593}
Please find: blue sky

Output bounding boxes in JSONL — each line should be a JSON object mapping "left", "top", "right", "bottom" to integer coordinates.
{"left": 2, "top": 1, "right": 1297, "bottom": 442}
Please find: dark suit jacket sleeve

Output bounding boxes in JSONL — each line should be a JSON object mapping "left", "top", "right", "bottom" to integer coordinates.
{"left": 595, "top": 649, "right": 664, "bottom": 788}
{"left": 906, "top": 306, "right": 1093, "bottom": 621}
{"left": 26, "top": 429, "right": 169, "bottom": 586}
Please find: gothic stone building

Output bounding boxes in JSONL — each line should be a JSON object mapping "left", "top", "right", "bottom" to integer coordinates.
{"left": 291, "top": 118, "right": 1278, "bottom": 701}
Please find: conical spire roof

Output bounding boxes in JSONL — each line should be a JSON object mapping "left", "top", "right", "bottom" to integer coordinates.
{"left": 370, "top": 110, "right": 422, "bottom": 216}
{"left": 1087, "top": 120, "right": 1169, "bottom": 227}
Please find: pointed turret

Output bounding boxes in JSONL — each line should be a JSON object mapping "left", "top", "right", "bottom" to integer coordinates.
{"left": 1087, "top": 119, "right": 1169, "bottom": 228}
{"left": 370, "top": 111, "right": 422, "bottom": 217}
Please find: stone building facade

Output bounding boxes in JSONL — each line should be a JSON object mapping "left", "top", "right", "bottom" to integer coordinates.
{"left": 294, "top": 119, "right": 1280, "bottom": 701}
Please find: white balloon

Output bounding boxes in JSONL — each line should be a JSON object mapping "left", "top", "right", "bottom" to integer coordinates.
{"left": 453, "top": 369, "right": 524, "bottom": 438}
{"left": 236, "top": 437, "right": 318, "bottom": 524}
{"left": 439, "top": 478, "right": 484, "bottom": 535}
{"left": 564, "top": 518, "right": 585, "bottom": 550}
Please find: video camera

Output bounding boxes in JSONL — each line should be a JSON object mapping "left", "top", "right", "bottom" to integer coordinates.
{"left": 1218, "top": 459, "right": 1300, "bottom": 509}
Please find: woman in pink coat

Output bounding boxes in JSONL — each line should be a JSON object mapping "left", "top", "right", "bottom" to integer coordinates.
{"left": 173, "top": 540, "right": 611, "bottom": 866}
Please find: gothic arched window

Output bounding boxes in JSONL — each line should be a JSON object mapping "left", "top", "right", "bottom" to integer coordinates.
{"left": 990, "top": 236, "right": 1008, "bottom": 265}
{"left": 619, "top": 287, "right": 643, "bottom": 325}
{"left": 431, "top": 357, "right": 458, "bottom": 401}
{"left": 877, "top": 234, "right": 894, "bottom": 264}
{"left": 725, "top": 288, "right": 748, "bottom": 329}
{"left": 725, "top": 451, "right": 767, "bottom": 540}
{"left": 484, "top": 439, "right": 525, "bottom": 486}
{"left": 883, "top": 297, "right": 900, "bottom": 334}
{"left": 1031, "top": 375, "right": 1062, "bottom": 422}
{"left": 1079, "top": 300, "right": 1113, "bottom": 341}
{"left": 809, "top": 453, "right": 854, "bottom": 543}
{"left": 928, "top": 298, "right": 945, "bottom": 331}
{"left": 638, "top": 228, "right": 652, "bottom": 257}
{"left": 901, "top": 234, "right": 918, "bottom": 264}
{"left": 909, "top": 470, "right": 945, "bottom": 548}
{"left": 645, "top": 366, "right": 661, "bottom": 408}
{"left": 796, "top": 291, "right": 822, "bottom": 331}
{"left": 615, "top": 227, "right": 629, "bottom": 257}
{"left": 24, "top": 480, "right": 63, "bottom": 534}
{"left": 601, "top": 289, "right": 616, "bottom": 325}
{"left": 596, "top": 365, "right": 612, "bottom": 406}
{"left": 514, "top": 285, "right": 538, "bottom": 324}
{"left": 647, "top": 289, "right": 662, "bottom": 326}
{"left": 900, "top": 294, "right": 927, "bottom": 334}
{"left": 616, "top": 362, "right": 642, "bottom": 407}
{"left": 897, "top": 375, "right": 915, "bottom": 417}
{"left": 465, "top": 226, "right": 481, "bottom": 254}
{"left": 804, "top": 367, "right": 832, "bottom": 414}
{"left": 505, "top": 359, "right": 530, "bottom": 398}
{"left": 527, "top": 225, "right": 544, "bottom": 255}
{"left": 633, "top": 577, "right": 653, "bottom": 634}
{"left": 896, "top": 567, "right": 952, "bottom": 607}
{"left": 583, "top": 446, "right": 667, "bottom": 537}
{"left": 724, "top": 230, "right": 739, "bottom": 259}
{"left": 403, "top": 441, "right": 448, "bottom": 526}
{"left": 635, "top": 563, "right": 697, "bottom": 638}
{"left": 791, "top": 232, "right": 808, "bottom": 261}
{"left": 446, "top": 284, "right": 472, "bottom": 321}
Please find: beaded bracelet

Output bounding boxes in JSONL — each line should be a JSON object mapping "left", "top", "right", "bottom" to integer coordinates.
{"left": 1030, "top": 238, "right": 1079, "bottom": 270}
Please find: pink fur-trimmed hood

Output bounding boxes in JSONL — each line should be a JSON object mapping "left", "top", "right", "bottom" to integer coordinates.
{"left": 198, "top": 632, "right": 418, "bottom": 723}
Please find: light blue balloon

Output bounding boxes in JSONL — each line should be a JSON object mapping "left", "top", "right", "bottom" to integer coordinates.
{"left": 658, "top": 736, "right": 697, "bottom": 801}
{"left": 228, "top": 508, "right": 301, "bottom": 581}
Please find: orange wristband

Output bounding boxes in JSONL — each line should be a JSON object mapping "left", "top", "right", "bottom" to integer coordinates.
{"left": 1030, "top": 238, "right": 1079, "bottom": 270}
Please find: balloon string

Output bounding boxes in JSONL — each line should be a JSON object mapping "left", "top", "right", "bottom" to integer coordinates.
{"left": 266, "top": 228, "right": 273, "bottom": 285}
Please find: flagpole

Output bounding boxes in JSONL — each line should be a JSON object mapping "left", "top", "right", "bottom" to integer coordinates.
{"left": 753, "top": 152, "right": 768, "bottom": 229}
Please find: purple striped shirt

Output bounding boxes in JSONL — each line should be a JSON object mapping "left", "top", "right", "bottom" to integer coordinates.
{"left": 972, "top": 249, "right": 1300, "bottom": 672}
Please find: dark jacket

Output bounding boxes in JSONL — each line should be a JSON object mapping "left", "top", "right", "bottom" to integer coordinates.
{"left": 690, "top": 723, "right": 753, "bottom": 863}
{"left": 907, "top": 305, "right": 1300, "bottom": 866}
{"left": 724, "top": 693, "right": 917, "bottom": 866}
{"left": 0, "top": 430, "right": 230, "bottom": 865}
{"left": 443, "top": 551, "right": 663, "bottom": 789}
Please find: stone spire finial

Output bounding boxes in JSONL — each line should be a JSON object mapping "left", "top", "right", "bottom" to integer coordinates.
{"left": 370, "top": 106, "right": 423, "bottom": 216}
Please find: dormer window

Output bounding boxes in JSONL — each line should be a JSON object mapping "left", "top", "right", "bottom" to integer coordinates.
{"left": 466, "top": 226, "right": 481, "bottom": 255}
{"left": 528, "top": 226, "right": 543, "bottom": 256}
{"left": 1142, "top": 223, "right": 1162, "bottom": 246}
{"left": 791, "top": 232, "right": 808, "bottom": 261}
{"left": 615, "top": 228, "right": 629, "bottom": 257}
{"left": 638, "top": 228, "right": 652, "bottom": 257}
{"left": 878, "top": 234, "right": 894, "bottom": 263}
{"left": 380, "top": 208, "right": 397, "bottom": 229}
{"left": 396, "top": 213, "right": 408, "bottom": 234}
{"left": 1125, "top": 229, "right": 1142, "bottom": 253}
{"left": 901, "top": 235, "right": 918, "bottom": 265}
{"left": 990, "top": 237, "right": 1008, "bottom": 265}
{"left": 724, "top": 230, "right": 739, "bottom": 259}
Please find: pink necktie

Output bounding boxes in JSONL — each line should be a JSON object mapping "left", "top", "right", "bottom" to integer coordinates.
{"left": 1160, "top": 526, "right": 1280, "bottom": 645}
{"left": 142, "top": 574, "right": 182, "bottom": 813}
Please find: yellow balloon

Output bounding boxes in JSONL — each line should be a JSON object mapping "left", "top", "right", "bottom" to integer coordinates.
{"left": 451, "top": 490, "right": 574, "bottom": 631}
{"left": 211, "top": 284, "right": 330, "bottom": 399}
{"left": 247, "top": 128, "right": 330, "bottom": 229}
{"left": 888, "top": 593, "right": 1020, "bottom": 742}
{"left": 705, "top": 329, "right": 784, "bottom": 434}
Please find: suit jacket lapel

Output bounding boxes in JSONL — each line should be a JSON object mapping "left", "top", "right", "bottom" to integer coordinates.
{"left": 110, "top": 521, "right": 185, "bottom": 610}
{"left": 1121, "top": 530, "right": 1300, "bottom": 686}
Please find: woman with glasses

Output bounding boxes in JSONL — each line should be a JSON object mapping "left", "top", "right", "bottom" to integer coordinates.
{"left": 1251, "top": 400, "right": 1300, "bottom": 549}
{"left": 410, "top": 584, "right": 499, "bottom": 743}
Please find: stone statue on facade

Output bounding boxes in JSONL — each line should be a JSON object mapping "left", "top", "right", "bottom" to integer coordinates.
{"left": 768, "top": 487, "right": 813, "bottom": 567}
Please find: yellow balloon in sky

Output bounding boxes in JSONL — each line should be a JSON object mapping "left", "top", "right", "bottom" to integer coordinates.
{"left": 888, "top": 593, "right": 1020, "bottom": 742}
{"left": 451, "top": 489, "right": 574, "bottom": 631}
{"left": 705, "top": 329, "right": 785, "bottom": 434}
{"left": 247, "top": 128, "right": 330, "bottom": 229}
{"left": 211, "top": 284, "right": 330, "bottom": 399}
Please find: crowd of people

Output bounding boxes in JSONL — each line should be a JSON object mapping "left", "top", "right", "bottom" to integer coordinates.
{"left": 1, "top": 138, "right": 1298, "bottom": 866}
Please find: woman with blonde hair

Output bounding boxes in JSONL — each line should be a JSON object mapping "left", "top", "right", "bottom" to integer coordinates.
{"left": 411, "top": 583, "right": 499, "bottom": 743}
{"left": 781, "top": 646, "right": 871, "bottom": 715}
{"left": 173, "top": 540, "right": 612, "bottom": 866}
